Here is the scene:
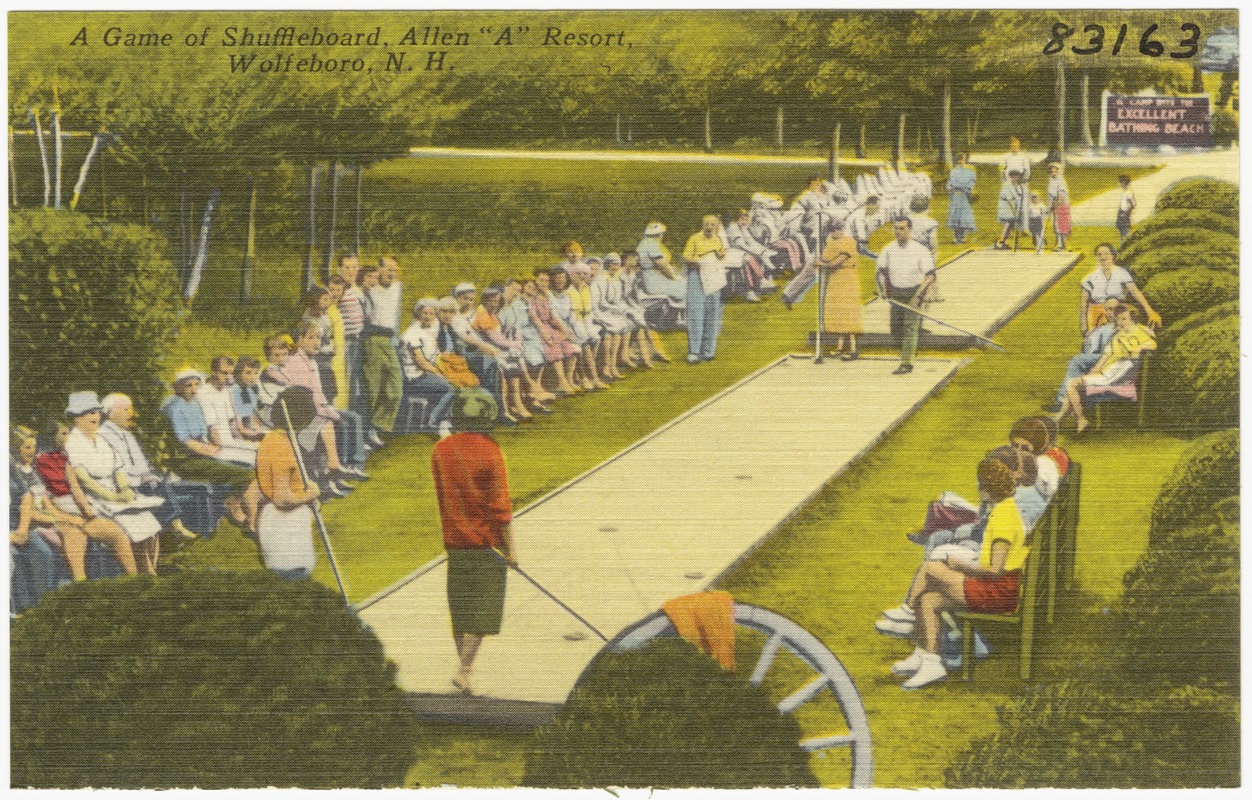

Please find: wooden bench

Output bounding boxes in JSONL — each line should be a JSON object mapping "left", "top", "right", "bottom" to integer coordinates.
{"left": 951, "top": 462, "right": 1081, "bottom": 681}
{"left": 1086, "top": 352, "right": 1151, "bottom": 431}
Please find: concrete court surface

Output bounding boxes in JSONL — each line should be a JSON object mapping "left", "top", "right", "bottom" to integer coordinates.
{"left": 358, "top": 355, "right": 963, "bottom": 705}
{"left": 828, "top": 248, "right": 1082, "bottom": 350}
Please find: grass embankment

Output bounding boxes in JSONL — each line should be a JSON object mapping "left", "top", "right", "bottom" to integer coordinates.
{"left": 162, "top": 157, "right": 1163, "bottom": 787}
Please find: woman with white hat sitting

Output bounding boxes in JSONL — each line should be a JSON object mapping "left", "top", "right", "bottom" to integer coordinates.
{"left": 63, "top": 390, "right": 163, "bottom": 574}
{"left": 635, "top": 222, "right": 687, "bottom": 302}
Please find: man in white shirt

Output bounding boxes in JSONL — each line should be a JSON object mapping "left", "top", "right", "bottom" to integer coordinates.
{"left": 99, "top": 392, "right": 198, "bottom": 540}
{"left": 1002, "top": 135, "right": 1031, "bottom": 183}
{"left": 876, "top": 218, "right": 936, "bottom": 375}
{"left": 196, "top": 355, "right": 258, "bottom": 462}
{"left": 360, "top": 257, "right": 404, "bottom": 438}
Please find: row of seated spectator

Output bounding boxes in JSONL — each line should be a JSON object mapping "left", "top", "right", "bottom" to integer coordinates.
{"left": 10, "top": 391, "right": 227, "bottom": 614}
{"left": 871, "top": 416, "right": 1069, "bottom": 689}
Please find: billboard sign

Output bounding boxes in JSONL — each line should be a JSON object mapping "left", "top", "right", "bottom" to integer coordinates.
{"left": 1101, "top": 92, "right": 1214, "bottom": 148}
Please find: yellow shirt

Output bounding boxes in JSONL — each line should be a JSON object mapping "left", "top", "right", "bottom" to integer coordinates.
{"left": 821, "top": 234, "right": 858, "bottom": 268}
{"left": 567, "top": 285, "right": 594, "bottom": 319}
{"left": 978, "top": 497, "right": 1029, "bottom": 573}
{"left": 1103, "top": 323, "right": 1155, "bottom": 370}
{"left": 257, "top": 430, "right": 304, "bottom": 504}
{"left": 683, "top": 231, "right": 725, "bottom": 262}
{"left": 328, "top": 305, "right": 348, "bottom": 409}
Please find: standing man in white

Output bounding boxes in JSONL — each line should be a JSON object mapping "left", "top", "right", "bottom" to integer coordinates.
{"left": 876, "top": 218, "right": 937, "bottom": 375}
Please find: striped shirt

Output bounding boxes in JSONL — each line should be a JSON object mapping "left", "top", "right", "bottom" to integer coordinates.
{"left": 339, "top": 286, "right": 366, "bottom": 337}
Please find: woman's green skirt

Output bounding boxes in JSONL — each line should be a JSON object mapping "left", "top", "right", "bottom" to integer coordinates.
{"left": 446, "top": 548, "right": 507, "bottom": 637}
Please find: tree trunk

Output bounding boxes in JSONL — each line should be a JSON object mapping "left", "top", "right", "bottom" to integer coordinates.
{"left": 857, "top": 121, "right": 867, "bottom": 159}
{"left": 51, "top": 110, "right": 62, "bottom": 210}
{"left": 99, "top": 145, "right": 107, "bottom": 219}
{"left": 776, "top": 105, "right": 784, "bottom": 149}
{"left": 8, "top": 126, "right": 18, "bottom": 208}
{"left": 241, "top": 177, "right": 257, "bottom": 305}
{"left": 831, "top": 122, "right": 842, "bottom": 182}
{"left": 30, "top": 110, "right": 50, "bottom": 208}
{"left": 185, "top": 188, "right": 220, "bottom": 301}
{"left": 703, "top": 107, "right": 713, "bottom": 153}
{"left": 1191, "top": 62, "right": 1205, "bottom": 94}
{"left": 1055, "top": 58, "right": 1067, "bottom": 162}
{"left": 941, "top": 79, "right": 954, "bottom": 169}
{"left": 304, "top": 164, "right": 319, "bottom": 292}
{"left": 142, "top": 172, "right": 149, "bottom": 225}
{"left": 324, "top": 161, "right": 340, "bottom": 284}
{"left": 615, "top": 111, "right": 622, "bottom": 145}
{"left": 71, "top": 132, "right": 105, "bottom": 211}
{"left": 1080, "top": 71, "right": 1095, "bottom": 148}
{"left": 896, "top": 112, "right": 907, "bottom": 170}
{"left": 178, "top": 181, "right": 190, "bottom": 289}
{"left": 354, "top": 164, "right": 364, "bottom": 255}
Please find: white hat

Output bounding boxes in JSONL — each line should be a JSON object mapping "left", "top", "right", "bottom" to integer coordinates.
{"left": 414, "top": 297, "right": 439, "bottom": 315}
{"left": 65, "top": 390, "right": 103, "bottom": 417}
{"left": 173, "top": 367, "right": 207, "bottom": 385}
{"left": 603, "top": 252, "right": 622, "bottom": 264}
{"left": 644, "top": 222, "right": 666, "bottom": 236}
{"left": 453, "top": 282, "right": 476, "bottom": 296}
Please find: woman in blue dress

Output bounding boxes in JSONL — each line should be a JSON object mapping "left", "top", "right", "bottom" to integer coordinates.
{"left": 945, "top": 152, "right": 977, "bottom": 245}
{"left": 635, "top": 222, "right": 687, "bottom": 302}
{"left": 497, "top": 279, "right": 556, "bottom": 409}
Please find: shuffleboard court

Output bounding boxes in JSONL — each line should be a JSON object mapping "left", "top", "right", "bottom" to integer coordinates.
{"left": 813, "top": 249, "right": 1083, "bottom": 351}
{"left": 359, "top": 355, "right": 963, "bottom": 706}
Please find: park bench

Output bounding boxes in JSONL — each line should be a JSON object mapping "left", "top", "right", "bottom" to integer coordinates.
{"left": 951, "top": 461, "right": 1081, "bottom": 681}
{"left": 1085, "top": 352, "right": 1152, "bottom": 431}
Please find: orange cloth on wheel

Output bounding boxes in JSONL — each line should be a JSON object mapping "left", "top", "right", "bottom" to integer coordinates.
{"left": 661, "top": 590, "right": 736, "bottom": 672}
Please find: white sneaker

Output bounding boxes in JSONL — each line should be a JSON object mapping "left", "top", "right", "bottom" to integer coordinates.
{"left": 367, "top": 430, "right": 385, "bottom": 449}
{"left": 901, "top": 653, "right": 947, "bottom": 690}
{"left": 875, "top": 618, "right": 915, "bottom": 638}
{"left": 882, "top": 604, "right": 916, "bottom": 623}
{"left": 759, "top": 278, "right": 777, "bottom": 290}
{"left": 438, "top": 420, "right": 453, "bottom": 438}
{"left": 891, "top": 647, "right": 926, "bottom": 676}
{"left": 744, "top": 291, "right": 761, "bottom": 303}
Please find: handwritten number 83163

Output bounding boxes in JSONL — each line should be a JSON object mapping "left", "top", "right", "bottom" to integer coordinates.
{"left": 1044, "top": 22, "right": 1200, "bottom": 58}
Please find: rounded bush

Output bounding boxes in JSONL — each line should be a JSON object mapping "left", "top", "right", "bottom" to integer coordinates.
{"left": 1121, "top": 515, "right": 1239, "bottom": 687}
{"left": 1161, "top": 302, "right": 1238, "bottom": 343}
{"left": 1142, "top": 268, "right": 1238, "bottom": 326}
{"left": 1148, "top": 428, "right": 1238, "bottom": 543}
{"left": 10, "top": 571, "right": 418, "bottom": 789}
{"left": 1211, "top": 108, "right": 1238, "bottom": 148}
{"left": 945, "top": 679, "right": 1238, "bottom": 788}
{"left": 523, "top": 638, "right": 818, "bottom": 789}
{"left": 1119, "top": 244, "right": 1239, "bottom": 285}
{"left": 1120, "top": 209, "right": 1239, "bottom": 251}
{"left": 1117, "top": 228, "right": 1240, "bottom": 271}
{"left": 1153, "top": 177, "right": 1238, "bottom": 218}
{"left": 9, "top": 209, "right": 182, "bottom": 455}
{"left": 1150, "top": 317, "right": 1238, "bottom": 436}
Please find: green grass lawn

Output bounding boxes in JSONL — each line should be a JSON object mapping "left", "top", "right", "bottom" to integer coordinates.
{"left": 160, "top": 156, "right": 1178, "bottom": 787}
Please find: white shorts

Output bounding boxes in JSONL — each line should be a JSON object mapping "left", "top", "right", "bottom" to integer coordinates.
{"left": 928, "top": 542, "right": 980, "bottom": 565}
{"left": 258, "top": 503, "right": 316, "bottom": 574}
{"left": 1084, "top": 359, "right": 1135, "bottom": 388}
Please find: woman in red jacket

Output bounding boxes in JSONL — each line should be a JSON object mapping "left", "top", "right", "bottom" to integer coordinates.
{"left": 431, "top": 388, "right": 518, "bottom": 695}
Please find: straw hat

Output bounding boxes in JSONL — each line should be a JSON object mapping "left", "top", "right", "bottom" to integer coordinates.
{"left": 65, "top": 390, "right": 103, "bottom": 417}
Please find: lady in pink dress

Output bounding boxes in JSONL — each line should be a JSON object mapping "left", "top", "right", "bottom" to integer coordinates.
{"left": 523, "top": 277, "right": 580, "bottom": 396}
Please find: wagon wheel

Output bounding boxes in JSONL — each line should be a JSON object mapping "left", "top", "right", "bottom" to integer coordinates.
{"left": 578, "top": 603, "right": 873, "bottom": 789}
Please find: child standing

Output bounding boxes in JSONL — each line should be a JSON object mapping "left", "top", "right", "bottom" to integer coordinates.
{"left": 1046, "top": 162, "right": 1072, "bottom": 251}
{"left": 1115, "top": 174, "right": 1136, "bottom": 243}
{"left": 1028, "top": 192, "right": 1048, "bottom": 254}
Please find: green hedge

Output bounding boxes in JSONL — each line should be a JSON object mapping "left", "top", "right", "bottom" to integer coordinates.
{"left": 1121, "top": 513, "right": 1239, "bottom": 687}
{"left": 1211, "top": 108, "right": 1239, "bottom": 148}
{"left": 1161, "top": 302, "right": 1238, "bottom": 342}
{"left": 1117, "top": 228, "right": 1240, "bottom": 271}
{"left": 523, "top": 638, "right": 818, "bottom": 789}
{"left": 1153, "top": 177, "right": 1239, "bottom": 217}
{"left": 9, "top": 209, "right": 182, "bottom": 438}
{"left": 10, "top": 571, "right": 418, "bottom": 789}
{"left": 1148, "top": 428, "right": 1239, "bottom": 544}
{"left": 1122, "top": 244, "right": 1240, "bottom": 289}
{"left": 1119, "top": 209, "right": 1239, "bottom": 251}
{"left": 1150, "top": 316, "right": 1238, "bottom": 436}
{"left": 945, "top": 680, "right": 1239, "bottom": 788}
{"left": 1142, "top": 268, "right": 1237, "bottom": 326}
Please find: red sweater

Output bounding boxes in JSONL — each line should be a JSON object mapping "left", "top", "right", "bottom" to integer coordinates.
{"left": 431, "top": 433, "right": 512, "bottom": 549}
